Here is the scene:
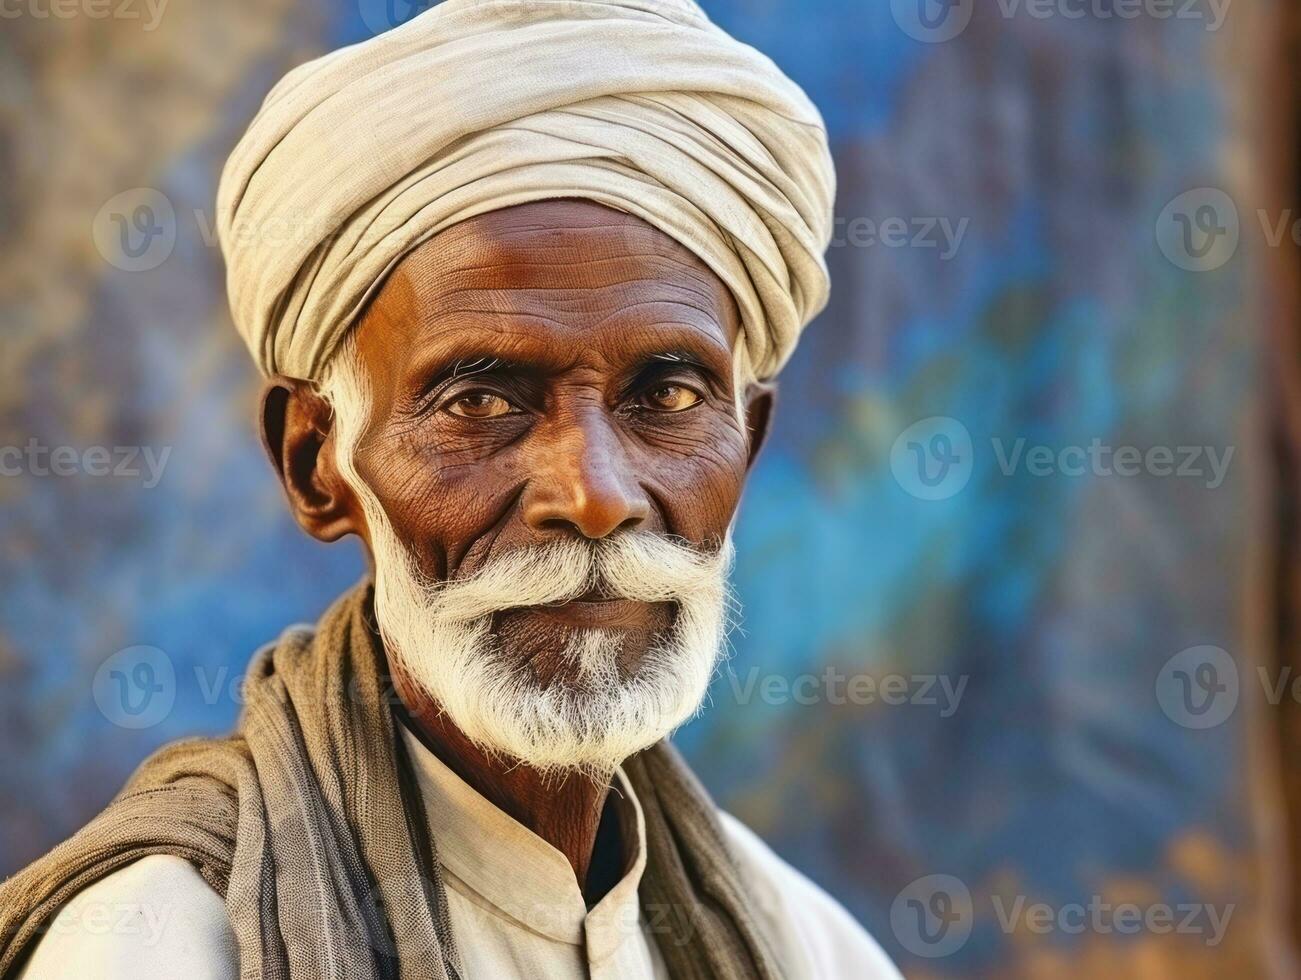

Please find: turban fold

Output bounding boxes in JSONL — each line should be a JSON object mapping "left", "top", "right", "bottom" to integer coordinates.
{"left": 216, "top": 0, "right": 835, "bottom": 381}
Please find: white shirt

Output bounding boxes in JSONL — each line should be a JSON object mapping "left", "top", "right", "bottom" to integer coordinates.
{"left": 19, "top": 729, "right": 899, "bottom": 979}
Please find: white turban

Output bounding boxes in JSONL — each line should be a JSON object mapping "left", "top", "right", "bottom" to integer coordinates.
{"left": 216, "top": 0, "right": 835, "bottom": 381}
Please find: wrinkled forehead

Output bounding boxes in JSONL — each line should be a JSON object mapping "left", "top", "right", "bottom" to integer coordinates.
{"left": 349, "top": 200, "right": 743, "bottom": 378}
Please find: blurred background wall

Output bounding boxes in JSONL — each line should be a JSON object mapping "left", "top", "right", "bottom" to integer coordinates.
{"left": 1, "top": 1, "right": 1298, "bottom": 976}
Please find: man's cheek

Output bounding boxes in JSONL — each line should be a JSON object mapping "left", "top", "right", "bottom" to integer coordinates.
{"left": 654, "top": 458, "right": 748, "bottom": 540}
{"left": 368, "top": 437, "right": 516, "bottom": 514}
{"left": 388, "top": 475, "right": 527, "bottom": 576}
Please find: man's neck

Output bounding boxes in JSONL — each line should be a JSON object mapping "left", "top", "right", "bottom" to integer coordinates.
{"left": 390, "top": 660, "right": 617, "bottom": 899}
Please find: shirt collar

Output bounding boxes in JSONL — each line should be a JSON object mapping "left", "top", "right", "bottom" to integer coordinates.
{"left": 397, "top": 721, "right": 648, "bottom": 955}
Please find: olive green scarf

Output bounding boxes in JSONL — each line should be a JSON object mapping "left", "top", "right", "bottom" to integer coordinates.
{"left": 0, "top": 584, "right": 780, "bottom": 979}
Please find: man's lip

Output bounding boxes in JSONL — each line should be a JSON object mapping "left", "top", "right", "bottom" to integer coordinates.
{"left": 526, "top": 597, "right": 669, "bottom": 629}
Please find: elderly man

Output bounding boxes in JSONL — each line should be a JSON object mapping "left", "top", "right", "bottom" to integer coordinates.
{"left": 0, "top": 2, "right": 900, "bottom": 977}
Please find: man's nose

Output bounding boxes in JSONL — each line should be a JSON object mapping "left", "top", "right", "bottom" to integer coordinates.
{"left": 522, "top": 410, "right": 651, "bottom": 539}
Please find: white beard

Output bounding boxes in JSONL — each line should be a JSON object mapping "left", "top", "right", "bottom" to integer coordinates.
{"left": 365, "top": 511, "right": 735, "bottom": 779}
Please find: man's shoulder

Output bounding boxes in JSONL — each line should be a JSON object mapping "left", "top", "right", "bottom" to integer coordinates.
{"left": 16, "top": 854, "right": 237, "bottom": 980}
{"left": 717, "top": 811, "right": 902, "bottom": 980}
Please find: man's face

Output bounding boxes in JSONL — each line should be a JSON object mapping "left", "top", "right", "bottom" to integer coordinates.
{"left": 280, "top": 200, "right": 770, "bottom": 772}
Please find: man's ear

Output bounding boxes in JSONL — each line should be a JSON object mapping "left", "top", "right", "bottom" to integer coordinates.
{"left": 743, "top": 381, "right": 776, "bottom": 472}
{"left": 259, "top": 376, "right": 360, "bottom": 543}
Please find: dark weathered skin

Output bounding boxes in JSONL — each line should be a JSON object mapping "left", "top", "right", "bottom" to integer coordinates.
{"left": 260, "top": 199, "right": 772, "bottom": 898}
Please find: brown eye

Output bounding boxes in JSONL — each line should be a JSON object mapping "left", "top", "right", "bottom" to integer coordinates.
{"left": 642, "top": 384, "right": 702, "bottom": 412}
{"left": 446, "top": 392, "right": 515, "bottom": 418}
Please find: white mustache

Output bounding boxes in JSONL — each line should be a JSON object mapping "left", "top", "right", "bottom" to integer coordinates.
{"left": 416, "top": 532, "right": 736, "bottom": 626}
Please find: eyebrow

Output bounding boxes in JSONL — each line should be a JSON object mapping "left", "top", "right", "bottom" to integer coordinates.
{"left": 420, "top": 350, "right": 713, "bottom": 387}
{"left": 648, "top": 350, "right": 709, "bottom": 369}
{"left": 450, "top": 355, "right": 506, "bottom": 379}
{"left": 418, "top": 355, "right": 524, "bottom": 392}
{"left": 638, "top": 349, "right": 727, "bottom": 387}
